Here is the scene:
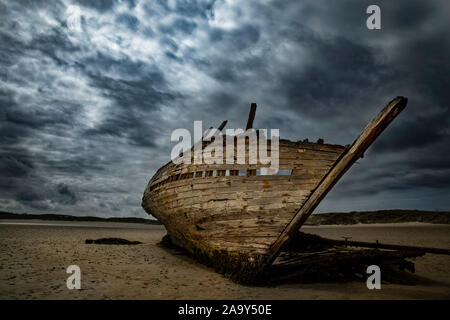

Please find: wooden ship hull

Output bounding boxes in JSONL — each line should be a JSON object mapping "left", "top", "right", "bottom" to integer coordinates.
{"left": 142, "top": 97, "right": 407, "bottom": 282}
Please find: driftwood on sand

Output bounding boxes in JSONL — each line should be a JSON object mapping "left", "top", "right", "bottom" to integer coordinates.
{"left": 85, "top": 238, "right": 142, "bottom": 245}
{"left": 269, "top": 232, "right": 426, "bottom": 285}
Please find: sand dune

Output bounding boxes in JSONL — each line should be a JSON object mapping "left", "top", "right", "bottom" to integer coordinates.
{"left": 0, "top": 220, "right": 449, "bottom": 299}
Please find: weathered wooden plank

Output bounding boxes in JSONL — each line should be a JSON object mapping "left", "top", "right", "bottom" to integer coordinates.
{"left": 207, "top": 239, "right": 270, "bottom": 250}
{"left": 148, "top": 157, "right": 335, "bottom": 188}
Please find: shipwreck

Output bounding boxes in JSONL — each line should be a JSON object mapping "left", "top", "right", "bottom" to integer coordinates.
{"left": 142, "top": 97, "right": 414, "bottom": 283}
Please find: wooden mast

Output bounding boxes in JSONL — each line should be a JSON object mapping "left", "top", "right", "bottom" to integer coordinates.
{"left": 203, "top": 120, "right": 227, "bottom": 137}
{"left": 259, "top": 96, "right": 408, "bottom": 273}
{"left": 218, "top": 120, "right": 228, "bottom": 131}
{"left": 246, "top": 103, "right": 257, "bottom": 130}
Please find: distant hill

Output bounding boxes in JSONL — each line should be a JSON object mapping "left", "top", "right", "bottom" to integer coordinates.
{"left": 0, "top": 211, "right": 161, "bottom": 225}
{"left": 1, "top": 210, "right": 448, "bottom": 226}
{"left": 305, "top": 210, "right": 450, "bottom": 225}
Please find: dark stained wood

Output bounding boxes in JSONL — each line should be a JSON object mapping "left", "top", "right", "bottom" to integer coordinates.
{"left": 218, "top": 120, "right": 228, "bottom": 132}
{"left": 246, "top": 103, "right": 257, "bottom": 130}
{"left": 325, "top": 238, "right": 450, "bottom": 255}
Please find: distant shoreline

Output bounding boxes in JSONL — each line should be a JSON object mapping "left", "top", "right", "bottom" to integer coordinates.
{"left": 0, "top": 211, "right": 161, "bottom": 225}
{"left": 306, "top": 209, "right": 450, "bottom": 225}
{"left": 1, "top": 209, "right": 448, "bottom": 226}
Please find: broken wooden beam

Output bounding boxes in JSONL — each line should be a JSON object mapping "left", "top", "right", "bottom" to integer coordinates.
{"left": 327, "top": 238, "right": 450, "bottom": 255}
{"left": 269, "top": 248, "right": 423, "bottom": 285}
{"left": 191, "top": 120, "right": 228, "bottom": 153}
{"left": 260, "top": 96, "right": 408, "bottom": 272}
{"left": 246, "top": 103, "right": 257, "bottom": 130}
{"left": 218, "top": 120, "right": 228, "bottom": 131}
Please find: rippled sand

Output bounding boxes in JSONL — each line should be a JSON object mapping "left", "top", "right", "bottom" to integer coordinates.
{"left": 0, "top": 220, "right": 449, "bottom": 299}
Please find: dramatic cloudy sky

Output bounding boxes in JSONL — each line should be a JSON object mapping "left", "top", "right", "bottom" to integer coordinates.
{"left": 1, "top": 0, "right": 449, "bottom": 218}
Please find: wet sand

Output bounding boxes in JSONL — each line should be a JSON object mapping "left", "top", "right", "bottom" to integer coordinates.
{"left": 0, "top": 220, "right": 449, "bottom": 299}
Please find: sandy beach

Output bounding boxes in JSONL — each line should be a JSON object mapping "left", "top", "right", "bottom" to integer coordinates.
{"left": 0, "top": 220, "right": 449, "bottom": 300}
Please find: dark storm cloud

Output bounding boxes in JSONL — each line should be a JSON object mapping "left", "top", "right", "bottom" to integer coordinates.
{"left": 279, "top": 36, "right": 389, "bottom": 119}
{"left": 158, "top": 18, "right": 198, "bottom": 36}
{"left": 0, "top": 90, "right": 26, "bottom": 145}
{"left": 372, "top": 114, "right": 449, "bottom": 152}
{"left": 80, "top": 55, "right": 176, "bottom": 147}
{"left": 209, "top": 24, "right": 260, "bottom": 51}
{"left": 0, "top": 147, "right": 82, "bottom": 210}
{"left": 173, "top": 18, "right": 198, "bottom": 35}
{"left": 0, "top": 0, "right": 449, "bottom": 216}
{"left": 173, "top": 0, "right": 216, "bottom": 19}
{"left": 73, "top": 0, "right": 117, "bottom": 12}
{"left": 116, "top": 13, "right": 139, "bottom": 31}
{"left": 56, "top": 183, "right": 78, "bottom": 204}
{"left": 0, "top": 154, "right": 34, "bottom": 178}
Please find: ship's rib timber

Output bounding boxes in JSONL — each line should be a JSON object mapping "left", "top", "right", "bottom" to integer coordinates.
{"left": 141, "top": 97, "right": 407, "bottom": 282}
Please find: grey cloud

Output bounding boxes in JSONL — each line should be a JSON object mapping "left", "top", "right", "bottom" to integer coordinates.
{"left": 74, "top": 0, "right": 117, "bottom": 12}
{"left": 116, "top": 13, "right": 139, "bottom": 31}
{"left": 158, "top": 18, "right": 198, "bottom": 36}
{"left": 209, "top": 24, "right": 260, "bottom": 51}
{"left": 56, "top": 183, "right": 78, "bottom": 205}
{"left": 173, "top": 0, "right": 216, "bottom": 19}
{"left": 0, "top": 155, "right": 34, "bottom": 178}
